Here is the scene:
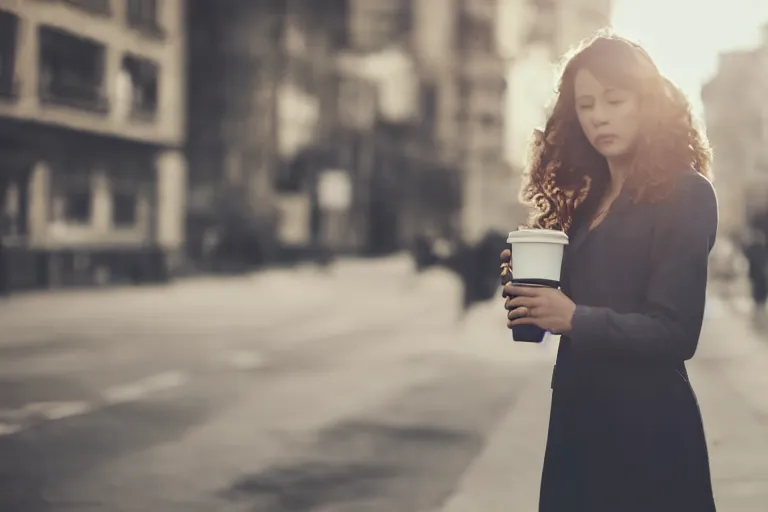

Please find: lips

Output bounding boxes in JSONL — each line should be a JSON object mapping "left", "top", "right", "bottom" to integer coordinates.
{"left": 594, "top": 134, "right": 618, "bottom": 145}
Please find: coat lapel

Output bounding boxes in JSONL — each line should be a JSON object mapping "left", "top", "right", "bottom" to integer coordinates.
{"left": 568, "top": 188, "right": 634, "bottom": 254}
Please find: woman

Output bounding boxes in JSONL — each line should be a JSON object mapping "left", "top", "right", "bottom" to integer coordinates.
{"left": 501, "top": 33, "right": 718, "bottom": 511}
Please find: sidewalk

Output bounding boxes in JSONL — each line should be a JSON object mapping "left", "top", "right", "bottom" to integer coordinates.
{"left": 0, "top": 252, "right": 416, "bottom": 308}
{"left": 0, "top": 253, "right": 429, "bottom": 346}
{"left": 438, "top": 293, "right": 768, "bottom": 512}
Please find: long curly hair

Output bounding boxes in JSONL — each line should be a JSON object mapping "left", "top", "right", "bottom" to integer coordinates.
{"left": 519, "top": 32, "right": 712, "bottom": 234}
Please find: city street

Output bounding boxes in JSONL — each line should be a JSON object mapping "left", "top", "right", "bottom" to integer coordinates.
{"left": 0, "top": 257, "right": 766, "bottom": 511}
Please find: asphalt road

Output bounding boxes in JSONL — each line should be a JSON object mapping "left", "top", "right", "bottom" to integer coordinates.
{"left": 0, "top": 262, "right": 546, "bottom": 512}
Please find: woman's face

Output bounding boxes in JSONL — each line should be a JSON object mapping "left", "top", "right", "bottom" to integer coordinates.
{"left": 573, "top": 68, "right": 642, "bottom": 160}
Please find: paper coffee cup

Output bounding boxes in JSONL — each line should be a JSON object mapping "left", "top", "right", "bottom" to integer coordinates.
{"left": 506, "top": 228, "right": 569, "bottom": 283}
{"left": 506, "top": 229, "right": 569, "bottom": 343}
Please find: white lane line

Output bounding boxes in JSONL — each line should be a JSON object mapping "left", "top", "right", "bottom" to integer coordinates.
{"left": 0, "top": 423, "right": 21, "bottom": 436}
{"left": 0, "top": 401, "right": 92, "bottom": 438}
{"left": 0, "top": 371, "right": 190, "bottom": 438}
{"left": 101, "top": 370, "right": 187, "bottom": 405}
{"left": 24, "top": 401, "right": 92, "bottom": 421}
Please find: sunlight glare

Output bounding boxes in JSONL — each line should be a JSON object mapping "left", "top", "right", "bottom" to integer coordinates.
{"left": 611, "top": 0, "right": 768, "bottom": 115}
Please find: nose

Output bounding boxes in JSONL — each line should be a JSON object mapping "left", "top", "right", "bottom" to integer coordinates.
{"left": 591, "top": 102, "right": 609, "bottom": 127}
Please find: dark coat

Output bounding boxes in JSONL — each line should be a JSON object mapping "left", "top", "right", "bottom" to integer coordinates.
{"left": 539, "top": 171, "right": 719, "bottom": 512}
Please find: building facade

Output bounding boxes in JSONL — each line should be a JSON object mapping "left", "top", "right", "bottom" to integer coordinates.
{"left": 0, "top": 0, "right": 187, "bottom": 291}
{"left": 454, "top": 0, "right": 509, "bottom": 242}
{"left": 186, "top": 0, "right": 353, "bottom": 267}
{"left": 702, "top": 25, "right": 768, "bottom": 236}
{"left": 186, "top": 0, "right": 457, "bottom": 263}
{"left": 188, "top": 0, "right": 581, "bottom": 262}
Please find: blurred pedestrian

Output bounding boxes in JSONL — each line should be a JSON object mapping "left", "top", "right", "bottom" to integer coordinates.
{"left": 502, "top": 34, "right": 717, "bottom": 511}
{"left": 740, "top": 225, "right": 768, "bottom": 311}
{"left": 457, "top": 231, "right": 508, "bottom": 313}
{"left": 410, "top": 229, "right": 507, "bottom": 316}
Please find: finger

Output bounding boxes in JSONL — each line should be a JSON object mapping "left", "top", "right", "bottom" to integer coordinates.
{"left": 507, "top": 307, "right": 529, "bottom": 321}
{"left": 503, "top": 284, "right": 542, "bottom": 297}
{"left": 508, "top": 316, "right": 544, "bottom": 328}
{"left": 507, "top": 296, "right": 540, "bottom": 309}
{"left": 500, "top": 249, "right": 511, "bottom": 263}
{"left": 505, "top": 296, "right": 532, "bottom": 309}
{"left": 507, "top": 316, "right": 539, "bottom": 329}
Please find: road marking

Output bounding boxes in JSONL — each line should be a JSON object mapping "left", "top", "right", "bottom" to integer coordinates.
{"left": 0, "top": 401, "right": 92, "bottom": 438}
{"left": 23, "top": 401, "right": 92, "bottom": 421}
{"left": 0, "top": 371, "right": 190, "bottom": 438}
{"left": 101, "top": 371, "right": 187, "bottom": 405}
{"left": 0, "top": 423, "right": 21, "bottom": 436}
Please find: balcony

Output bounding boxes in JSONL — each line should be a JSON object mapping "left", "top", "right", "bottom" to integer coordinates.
{"left": 38, "top": 26, "right": 109, "bottom": 114}
{"left": 29, "top": 0, "right": 111, "bottom": 16}
{"left": 63, "top": 0, "right": 112, "bottom": 16}
{"left": 126, "top": 0, "right": 165, "bottom": 39}
{"left": 0, "top": 10, "right": 19, "bottom": 101}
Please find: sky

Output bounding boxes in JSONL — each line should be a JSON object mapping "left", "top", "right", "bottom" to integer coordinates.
{"left": 610, "top": 0, "right": 768, "bottom": 115}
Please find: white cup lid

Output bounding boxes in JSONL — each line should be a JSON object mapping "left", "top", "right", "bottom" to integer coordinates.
{"left": 507, "top": 228, "right": 569, "bottom": 245}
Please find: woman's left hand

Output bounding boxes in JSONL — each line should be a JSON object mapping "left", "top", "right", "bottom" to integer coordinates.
{"left": 503, "top": 284, "right": 577, "bottom": 335}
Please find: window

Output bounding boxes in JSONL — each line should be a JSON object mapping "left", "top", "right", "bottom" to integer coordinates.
{"left": 127, "top": 0, "right": 163, "bottom": 37}
{"left": 64, "top": 190, "right": 92, "bottom": 223}
{"left": 0, "top": 172, "right": 30, "bottom": 237}
{"left": 460, "top": 17, "right": 494, "bottom": 53}
{"left": 0, "top": 10, "right": 19, "bottom": 98}
{"left": 121, "top": 54, "right": 159, "bottom": 119}
{"left": 38, "top": 26, "right": 107, "bottom": 112}
{"left": 112, "top": 190, "right": 138, "bottom": 226}
{"left": 52, "top": 188, "right": 92, "bottom": 224}
{"left": 323, "top": 0, "right": 348, "bottom": 48}
{"left": 421, "top": 84, "right": 438, "bottom": 128}
{"left": 50, "top": 163, "right": 93, "bottom": 225}
{"left": 479, "top": 113, "right": 500, "bottom": 129}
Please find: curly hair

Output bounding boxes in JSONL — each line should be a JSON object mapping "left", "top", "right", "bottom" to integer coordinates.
{"left": 519, "top": 31, "right": 712, "bottom": 234}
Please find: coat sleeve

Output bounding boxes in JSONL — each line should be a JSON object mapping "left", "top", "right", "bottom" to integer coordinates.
{"left": 568, "top": 172, "right": 719, "bottom": 362}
